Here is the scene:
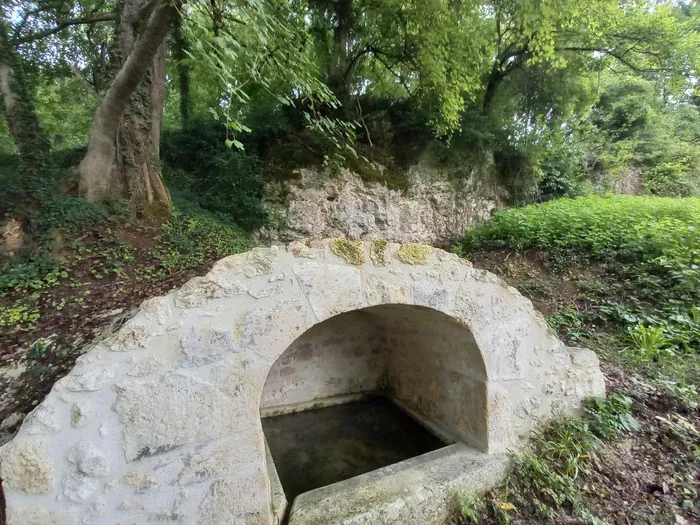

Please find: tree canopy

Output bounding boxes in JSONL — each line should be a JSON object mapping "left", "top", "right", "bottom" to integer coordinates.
{"left": 0, "top": 0, "right": 698, "bottom": 219}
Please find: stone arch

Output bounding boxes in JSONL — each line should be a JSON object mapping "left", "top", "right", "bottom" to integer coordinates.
{"left": 0, "top": 240, "right": 605, "bottom": 525}
{"left": 260, "top": 304, "right": 488, "bottom": 450}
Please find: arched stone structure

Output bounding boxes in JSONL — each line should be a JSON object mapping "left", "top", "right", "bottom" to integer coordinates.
{"left": 261, "top": 305, "right": 489, "bottom": 451}
{"left": 0, "top": 240, "right": 604, "bottom": 525}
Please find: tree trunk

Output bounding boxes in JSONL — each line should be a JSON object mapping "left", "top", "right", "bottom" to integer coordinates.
{"left": 173, "top": 13, "right": 191, "bottom": 127}
{"left": 78, "top": 0, "right": 179, "bottom": 218}
{"left": 482, "top": 64, "right": 503, "bottom": 113}
{"left": 0, "top": 19, "right": 51, "bottom": 190}
{"left": 328, "top": 0, "right": 355, "bottom": 105}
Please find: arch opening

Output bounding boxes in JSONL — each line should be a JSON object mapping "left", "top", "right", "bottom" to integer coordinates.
{"left": 259, "top": 304, "right": 489, "bottom": 512}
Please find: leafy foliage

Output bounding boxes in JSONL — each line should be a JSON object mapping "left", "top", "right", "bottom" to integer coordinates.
{"left": 456, "top": 195, "right": 700, "bottom": 406}
{"left": 162, "top": 123, "right": 267, "bottom": 231}
{"left": 150, "top": 193, "right": 255, "bottom": 273}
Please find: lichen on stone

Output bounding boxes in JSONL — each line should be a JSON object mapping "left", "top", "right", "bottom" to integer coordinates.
{"left": 370, "top": 240, "right": 390, "bottom": 266}
{"left": 396, "top": 243, "right": 433, "bottom": 265}
{"left": 330, "top": 239, "right": 365, "bottom": 265}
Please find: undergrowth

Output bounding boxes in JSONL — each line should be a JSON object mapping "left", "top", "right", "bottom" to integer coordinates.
{"left": 149, "top": 193, "right": 255, "bottom": 274}
{"left": 454, "top": 195, "right": 700, "bottom": 408}
{"left": 456, "top": 394, "right": 640, "bottom": 524}
{"left": 0, "top": 190, "right": 253, "bottom": 335}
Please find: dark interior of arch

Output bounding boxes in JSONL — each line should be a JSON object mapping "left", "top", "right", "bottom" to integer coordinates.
{"left": 260, "top": 304, "right": 489, "bottom": 503}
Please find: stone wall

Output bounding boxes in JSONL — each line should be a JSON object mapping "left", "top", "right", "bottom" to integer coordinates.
{"left": 261, "top": 163, "right": 503, "bottom": 245}
{"left": 260, "top": 304, "right": 487, "bottom": 449}
{"left": 381, "top": 306, "right": 487, "bottom": 450}
{"left": 261, "top": 311, "right": 383, "bottom": 413}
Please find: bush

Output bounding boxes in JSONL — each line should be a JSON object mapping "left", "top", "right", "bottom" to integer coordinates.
{"left": 457, "top": 195, "right": 700, "bottom": 258}
{"left": 150, "top": 192, "right": 255, "bottom": 272}
{"left": 455, "top": 195, "right": 700, "bottom": 405}
{"left": 162, "top": 122, "right": 267, "bottom": 231}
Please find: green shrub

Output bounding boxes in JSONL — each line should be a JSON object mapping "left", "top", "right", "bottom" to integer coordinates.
{"left": 456, "top": 195, "right": 700, "bottom": 406}
{"left": 162, "top": 122, "right": 267, "bottom": 231}
{"left": 150, "top": 193, "right": 255, "bottom": 273}
{"left": 458, "top": 195, "right": 700, "bottom": 256}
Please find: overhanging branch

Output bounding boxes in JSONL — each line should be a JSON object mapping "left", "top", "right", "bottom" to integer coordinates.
{"left": 558, "top": 46, "right": 662, "bottom": 73}
{"left": 12, "top": 12, "right": 118, "bottom": 45}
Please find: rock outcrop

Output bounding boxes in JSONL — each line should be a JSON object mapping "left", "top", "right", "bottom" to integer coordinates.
{"left": 262, "top": 164, "right": 503, "bottom": 245}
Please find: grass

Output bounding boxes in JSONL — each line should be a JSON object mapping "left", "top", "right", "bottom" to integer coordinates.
{"left": 456, "top": 395, "right": 640, "bottom": 524}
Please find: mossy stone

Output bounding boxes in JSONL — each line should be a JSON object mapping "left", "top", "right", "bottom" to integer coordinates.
{"left": 330, "top": 239, "right": 365, "bottom": 265}
{"left": 396, "top": 243, "right": 433, "bottom": 265}
{"left": 370, "top": 240, "right": 390, "bottom": 266}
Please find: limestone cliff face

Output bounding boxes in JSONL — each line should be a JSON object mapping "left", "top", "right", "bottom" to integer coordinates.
{"left": 261, "top": 162, "right": 504, "bottom": 245}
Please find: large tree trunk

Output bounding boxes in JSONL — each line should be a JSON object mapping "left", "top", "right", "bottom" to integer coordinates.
{"left": 78, "top": 0, "right": 179, "bottom": 218}
{"left": 0, "top": 19, "right": 51, "bottom": 189}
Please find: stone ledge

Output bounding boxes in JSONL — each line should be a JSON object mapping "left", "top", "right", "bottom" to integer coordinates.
{"left": 289, "top": 444, "right": 509, "bottom": 525}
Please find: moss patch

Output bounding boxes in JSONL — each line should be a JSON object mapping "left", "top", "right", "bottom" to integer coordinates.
{"left": 347, "top": 156, "right": 409, "bottom": 192}
{"left": 396, "top": 243, "right": 433, "bottom": 265}
{"left": 331, "top": 239, "right": 366, "bottom": 265}
{"left": 370, "top": 240, "right": 390, "bottom": 266}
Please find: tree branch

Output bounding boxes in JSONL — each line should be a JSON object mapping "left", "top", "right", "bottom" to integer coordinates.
{"left": 12, "top": 7, "right": 49, "bottom": 39}
{"left": 12, "top": 12, "right": 118, "bottom": 45}
{"left": 558, "top": 46, "right": 662, "bottom": 73}
{"left": 370, "top": 51, "right": 412, "bottom": 96}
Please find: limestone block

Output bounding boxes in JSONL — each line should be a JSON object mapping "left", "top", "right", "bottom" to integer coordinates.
{"left": 244, "top": 246, "right": 279, "bottom": 277}
{"left": 293, "top": 262, "right": 363, "bottom": 320}
{"left": 486, "top": 384, "right": 514, "bottom": 453}
{"left": 59, "top": 365, "right": 116, "bottom": 392}
{"left": 127, "top": 356, "right": 168, "bottom": 378}
{"left": 369, "top": 239, "right": 390, "bottom": 266}
{"left": 411, "top": 281, "right": 454, "bottom": 310}
{"left": 197, "top": 469, "right": 270, "bottom": 525}
{"left": 209, "top": 252, "right": 248, "bottom": 275}
{"left": 115, "top": 368, "right": 259, "bottom": 461}
{"left": 364, "top": 274, "right": 409, "bottom": 306}
{"left": 68, "top": 440, "right": 110, "bottom": 477}
{"left": 330, "top": 238, "right": 366, "bottom": 265}
{"left": 176, "top": 276, "right": 247, "bottom": 308}
{"left": 288, "top": 240, "right": 325, "bottom": 259}
{"left": 0, "top": 439, "right": 54, "bottom": 493}
{"left": 6, "top": 508, "right": 76, "bottom": 525}
{"left": 109, "top": 321, "right": 156, "bottom": 351}
{"left": 248, "top": 282, "right": 284, "bottom": 299}
{"left": 237, "top": 299, "right": 315, "bottom": 362}
{"left": 395, "top": 243, "right": 433, "bottom": 265}
{"left": 19, "top": 398, "right": 61, "bottom": 435}
{"left": 176, "top": 429, "right": 264, "bottom": 486}
{"left": 141, "top": 296, "right": 173, "bottom": 325}
{"left": 181, "top": 324, "right": 238, "bottom": 363}
{"left": 62, "top": 467, "right": 97, "bottom": 503}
